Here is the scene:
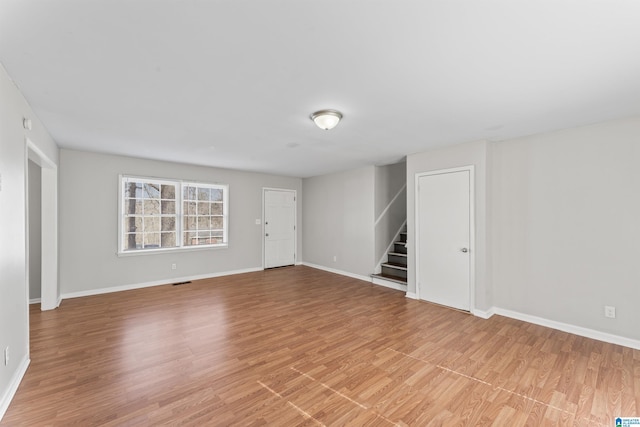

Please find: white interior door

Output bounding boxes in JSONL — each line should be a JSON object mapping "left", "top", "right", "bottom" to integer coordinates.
{"left": 264, "top": 189, "right": 296, "bottom": 268}
{"left": 417, "top": 168, "right": 472, "bottom": 311}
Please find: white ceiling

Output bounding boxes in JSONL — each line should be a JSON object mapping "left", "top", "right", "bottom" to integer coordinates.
{"left": 2, "top": 1, "right": 640, "bottom": 178}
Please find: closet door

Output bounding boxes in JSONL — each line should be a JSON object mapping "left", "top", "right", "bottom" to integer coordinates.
{"left": 416, "top": 168, "right": 472, "bottom": 311}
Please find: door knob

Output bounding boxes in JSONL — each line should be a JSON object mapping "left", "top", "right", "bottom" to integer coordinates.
{"left": 265, "top": 233, "right": 269, "bottom": 237}
{"left": 461, "top": 248, "right": 468, "bottom": 253}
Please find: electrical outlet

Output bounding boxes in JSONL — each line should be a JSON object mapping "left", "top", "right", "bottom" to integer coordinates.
{"left": 4, "top": 347, "right": 8, "bottom": 366}
{"left": 333, "top": 255, "right": 337, "bottom": 262}
{"left": 604, "top": 306, "right": 616, "bottom": 318}
{"left": 171, "top": 263, "right": 177, "bottom": 270}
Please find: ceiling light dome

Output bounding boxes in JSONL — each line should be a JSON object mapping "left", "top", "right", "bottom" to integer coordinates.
{"left": 310, "top": 109, "right": 343, "bottom": 130}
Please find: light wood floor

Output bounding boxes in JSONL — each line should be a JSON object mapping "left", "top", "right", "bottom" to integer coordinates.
{"left": 2, "top": 266, "right": 639, "bottom": 426}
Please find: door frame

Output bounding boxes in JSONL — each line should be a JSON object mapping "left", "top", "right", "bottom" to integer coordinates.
{"left": 414, "top": 165, "right": 475, "bottom": 312}
{"left": 26, "top": 139, "right": 59, "bottom": 311}
{"left": 262, "top": 187, "right": 297, "bottom": 269}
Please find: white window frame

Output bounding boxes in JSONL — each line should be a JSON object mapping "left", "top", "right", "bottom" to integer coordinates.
{"left": 118, "top": 175, "right": 229, "bottom": 255}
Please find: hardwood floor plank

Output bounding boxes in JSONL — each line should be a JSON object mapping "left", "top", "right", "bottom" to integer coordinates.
{"left": 2, "top": 266, "right": 639, "bottom": 426}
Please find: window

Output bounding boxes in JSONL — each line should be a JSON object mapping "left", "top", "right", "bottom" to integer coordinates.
{"left": 120, "top": 176, "right": 228, "bottom": 253}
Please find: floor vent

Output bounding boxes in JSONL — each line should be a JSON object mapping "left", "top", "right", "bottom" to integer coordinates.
{"left": 172, "top": 281, "right": 191, "bottom": 286}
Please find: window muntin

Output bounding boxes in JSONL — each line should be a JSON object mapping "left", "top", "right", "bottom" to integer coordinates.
{"left": 120, "top": 176, "right": 228, "bottom": 253}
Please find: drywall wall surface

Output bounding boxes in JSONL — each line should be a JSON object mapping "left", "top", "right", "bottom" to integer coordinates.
{"left": 302, "top": 166, "right": 375, "bottom": 277}
{"left": 58, "top": 149, "right": 302, "bottom": 294}
{"left": 492, "top": 117, "right": 640, "bottom": 340}
{"left": 0, "top": 62, "right": 58, "bottom": 419}
{"left": 407, "top": 140, "right": 491, "bottom": 311}
{"left": 28, "top": 160, "right": 41, "bottom": 300}
{"left": 374, "top": 161, "right": 406, "bottom": 218}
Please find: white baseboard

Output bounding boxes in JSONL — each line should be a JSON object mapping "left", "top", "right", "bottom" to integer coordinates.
{"left": 60, "top": 267, "right": 263, "bottom": 301}
{"left": 472, "top": 306, "right": 495, "bottom": 319}
{"left": 301, "top": 262, "right": 371, "bottom": 283}
{"left": 28, "top": 298, "right": 41, "bottom": 305}
{"left": 405, "top": 292, "right": 417, "bottom": 300}
{"left": 491, "top": 307, "right": 640, "bottom": 351}
{"left": 371, "top": 276, "right": 407, "bottom": 292}
{"left": 0, "top": 355, "right": 30, "bottom": 422}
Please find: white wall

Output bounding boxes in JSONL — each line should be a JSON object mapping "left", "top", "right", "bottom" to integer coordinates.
{"left": 58, "top": 149, "right": 302, "bottom": 295}
{"left": 28, "top": 160, "right": 41, "bottom": 300}
{"left": 0, "top": 63, "right": 58, "bottom": 418}
{"left": 302, "top": 166, "right": 375, "bottom": 278}
{"left": 406, "top": 140, "right": 492, "bottom": 311}
{"left": 492, "top": 117, "right": 640, "bottom": 341}
{"left": 374, "top": 162, "right": 406, "bottom": 219}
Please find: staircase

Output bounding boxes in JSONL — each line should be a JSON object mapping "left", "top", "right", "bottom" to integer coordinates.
{"left": 371, "top": 229, "right": 407, "bottom": 289}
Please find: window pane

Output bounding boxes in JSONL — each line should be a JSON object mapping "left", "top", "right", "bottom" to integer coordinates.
{"left": 197, "top": 216, "right": 210, "bottom": 229}
{"left": 125, "top": 199, "right": 143, "bottom": 215}
{"left": 161, "top": 184, "right": 175, "bottom": 199}
{"left": 144, "top": 199, "right": 160, "bottom": 214}
{"left": 198, "top": 188, "right": 210, "bottom": 201}
{"left": 211, "top": 216, "right": 224, "bottom": 229}
{"left": 211, "top": 188, "right": 223, "bottom": 202}
{"left": 125, "top": 182, "right": 142, "bottom": 198}
{"left": 161, "top": 201, "right": 175, "bottom": 214}
{"left": 197, "top": 202, "right": 210, "bottom": 215}
{"left": 184, "top": 232, "right": 195, "bottom": 245}
{"left": 124, "top": 233, "right": 141, "bottom": 250}
{"left": 144, "top": 216, "right": 160, "bottom": 232}
{"left": 183, "top": 186, "right": 197, "bottom": 200}
{"left": 123, "top": 216, "right": 142, "bottom": 233}
{"left": 143, "top": 184, "right": 160, "bottom": 199}
{"left": 144, "top": 233, "right": 161, "bottom": 248}
{"left": 211, "top": 202, "right": 223, "bottom": 215}
{"left": 161, "top": 232, "right": 176, "bottom": 248}
{"left": 184, "top": 216, "right": 197, "bottom": 231}
{"left": 184, "top": 201, "right": 196, "bottom": 215}
{"left": 161, "top": 217, "right": 175, "bottom": 232}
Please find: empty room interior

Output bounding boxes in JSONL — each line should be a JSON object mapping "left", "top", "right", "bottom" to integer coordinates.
{"left": 1, "top": 1, "right": 639, "bottom": 425}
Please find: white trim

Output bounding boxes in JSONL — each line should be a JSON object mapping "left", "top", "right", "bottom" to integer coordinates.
{"left": 60, "top": 268, "right": 262, "bottom": 301}
{"left": 0, "top": 355, "right": 30, "bottom": 422}
{"left": 301, "top": 262, "right": 371, "bottom": 283}
{"left": 472, "top": 307, "right": 495, "bottom": 319}
{"left": 414, "top": 165, "right": 475, "bottom": 312}
{"left": 29, "top": 298, "right": 41, "bottom": 305}
{"left": 26, "top": 139, "right": 59, "bottom": 311}
{"left": 116, "top": 243, "right": 228, "bottom": 257}
{"left": 405, "top": 292, "right": 418, "bottom": 300}
{"left": 117, "top": 176, "right": 229, "bottom": 255}
{"left": 493, "top": 307, "right": 640, "bottom": 351}
{"left": 371, "top": 276, "right": 407, "bottom": 292}
{"left": 374, "top": 184, "right": 407, "bottom": 227}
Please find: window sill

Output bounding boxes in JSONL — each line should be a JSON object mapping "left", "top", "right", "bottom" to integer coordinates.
{"left": 117, "top": 244, "right": 228, "bottom": 257}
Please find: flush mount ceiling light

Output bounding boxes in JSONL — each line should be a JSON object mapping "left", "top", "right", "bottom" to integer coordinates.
{"left": 310, "top": 109, "right": 343, "bottom": 130}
